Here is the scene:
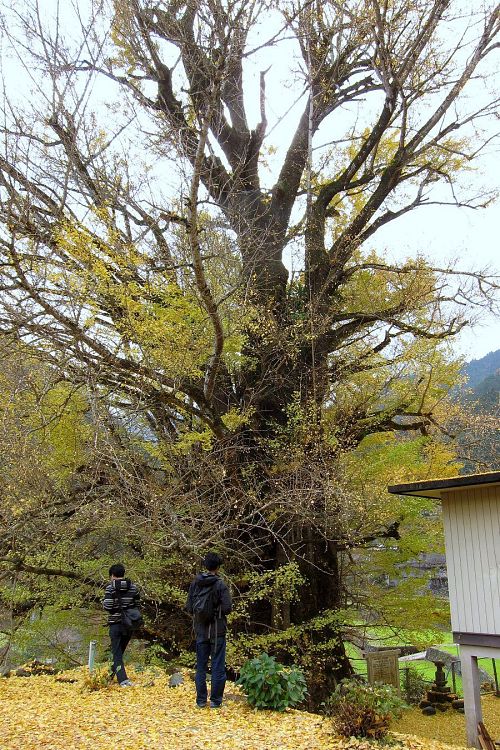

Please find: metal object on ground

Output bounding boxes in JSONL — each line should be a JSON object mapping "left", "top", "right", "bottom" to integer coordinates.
{"left": 88, "top": 641, "right": 97, "bottom": 673}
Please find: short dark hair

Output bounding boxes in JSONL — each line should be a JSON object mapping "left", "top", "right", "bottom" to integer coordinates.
{"left": 109, "top": 563, "right": 125, "bottom": 577}
{"left": 203, "top": 552, "right": 222, "bottom": 571}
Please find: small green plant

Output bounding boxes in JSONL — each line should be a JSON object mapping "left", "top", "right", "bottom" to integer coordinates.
{"left": 401, "top": 666, "right": 428, "bottom": 705}
{"left": 236, "top": 652, "right": 307, "bottom": 711}
{"left": 144, "top": 642, "right": 170, "bottom": 669}
{"left": 325, "top": 678, "right": 406, "bottom": 739}
{"left": 82, "top": 665, "right": 112, "bottom": 692}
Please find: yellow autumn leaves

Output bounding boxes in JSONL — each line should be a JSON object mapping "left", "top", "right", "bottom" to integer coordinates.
{"left": 1, "top": 666, "right": 491, "bottom": 750}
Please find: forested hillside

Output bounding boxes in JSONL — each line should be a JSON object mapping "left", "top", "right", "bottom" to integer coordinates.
{"left": 453, "top": 350, "right": 500, "bottom": 470}
{"left": 462, "top": 350, "right": 500, "bottom": 392}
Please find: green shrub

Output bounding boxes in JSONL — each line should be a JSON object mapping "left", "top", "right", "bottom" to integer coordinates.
{"left": 144, "top": 642, "right": 170, "bottom": 669}
{"left": 236, "top": 652, "right": 307, "bottom": 711}
{"left": 401, "top": 666, "right": 428, "bottom": 705}
{"left": 325, "top": 678, "right": 406, "bottom": 739}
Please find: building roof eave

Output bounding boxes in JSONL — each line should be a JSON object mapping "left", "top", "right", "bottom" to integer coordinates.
{"left": 387, "top": 471, "right": 500, "bottom": 499}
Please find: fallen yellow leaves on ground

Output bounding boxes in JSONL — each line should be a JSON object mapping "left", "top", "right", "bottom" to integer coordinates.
{"left": 392, "top": 695, "right": 500, "bottom": 749}
{"left": 0, "top": 668, "right": 495, "bottom": 750}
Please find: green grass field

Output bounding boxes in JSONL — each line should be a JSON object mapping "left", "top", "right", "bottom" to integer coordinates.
{"left": 345, "top": 630, "right": 498, "bottom": 698}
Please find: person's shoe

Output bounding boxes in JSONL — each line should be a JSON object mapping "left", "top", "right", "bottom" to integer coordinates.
{"left": 210, "top": 701, "right": 222, "bottom": 708}
{"left": 196, "top": 702, "right": 207, "bottom": 708}
{"left": 119, "top": 679, "right": 134, "bottom": 687}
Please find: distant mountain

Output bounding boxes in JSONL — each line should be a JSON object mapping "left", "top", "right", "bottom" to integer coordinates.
{"left": 462, "top": 349, "right": 500, "bottom": 391}
{"left": 457, "top": 349, "right": 499, "bottom": 470}
{"left": 473, "top": 371, "right": 500, "bottom": 408}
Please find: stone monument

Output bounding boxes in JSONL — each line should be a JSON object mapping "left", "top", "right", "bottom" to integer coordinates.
{"left": 419, "top": 661, "right": 460, "bottom": 714}
{"left": 365, "top": 649, "right": 401, "bottom": 695}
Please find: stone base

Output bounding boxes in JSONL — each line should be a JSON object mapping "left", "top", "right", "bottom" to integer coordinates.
{"left": 426, "top": 690, "right": 455, "bottom": 702}
{"left": 430, "top": 683, "right": 451, "bottom": 693}
{"left": 419, "top": 692, "right": 459, "bottom": 714}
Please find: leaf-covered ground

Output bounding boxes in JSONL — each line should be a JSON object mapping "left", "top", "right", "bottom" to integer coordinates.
{"left": 392, "top": 694, "right": 500, "bottom": 748}
{"left": 0, "top": 668, "right": 498, "bottom": 750}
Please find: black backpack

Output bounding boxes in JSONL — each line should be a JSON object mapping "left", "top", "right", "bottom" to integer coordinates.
{"left": 191, "top": 580, "right": 220, "bottom": 624}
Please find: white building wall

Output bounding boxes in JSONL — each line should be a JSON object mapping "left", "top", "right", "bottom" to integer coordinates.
{"left": 442, "top": 485, "right": 500, "bottom": 635}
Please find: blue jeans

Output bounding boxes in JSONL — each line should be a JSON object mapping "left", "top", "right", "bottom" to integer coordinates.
{"left": 109, "top": 622, "right": 130, "bottom": 683}
{"left": 195, "top": 636, "right": 226, "bottom": 706}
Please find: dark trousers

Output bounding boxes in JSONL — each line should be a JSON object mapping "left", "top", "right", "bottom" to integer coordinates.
{"left": 195, "top": 636, "right": 226, "bottom": 706}
{"left": 109, "top": 622, "right": 131, "bottom": 683}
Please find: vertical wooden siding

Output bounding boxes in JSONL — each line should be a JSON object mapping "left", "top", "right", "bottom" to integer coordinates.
{"left": 442, "top": 486, "right": 500, "bottom": 635}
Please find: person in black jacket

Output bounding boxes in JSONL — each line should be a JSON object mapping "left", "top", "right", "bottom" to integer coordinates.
{"left": 102, "top": 563, "right": 140, "bottom": 687}
{"left": 186, "top": 552, "right": 232, "bottom": 708}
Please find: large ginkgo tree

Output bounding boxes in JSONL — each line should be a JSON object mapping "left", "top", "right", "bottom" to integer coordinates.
{"left": 0, "top": 0, "right": 498, "bottom": 699}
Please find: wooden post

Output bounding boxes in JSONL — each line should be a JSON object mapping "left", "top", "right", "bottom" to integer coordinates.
{"left": 404, "top": 666, "right": 411, "bottom": 703}
{"left": 460, "top": 646, "right": 483, "bottom": 748}
{"left": 88, "top": 641, "right": 97, "bottom": 673}
{"left": 451, "top": 661, "right": 457, "bottom": 695}
{"left": 492, "top": 659, "right": 500, "bottom": 698}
